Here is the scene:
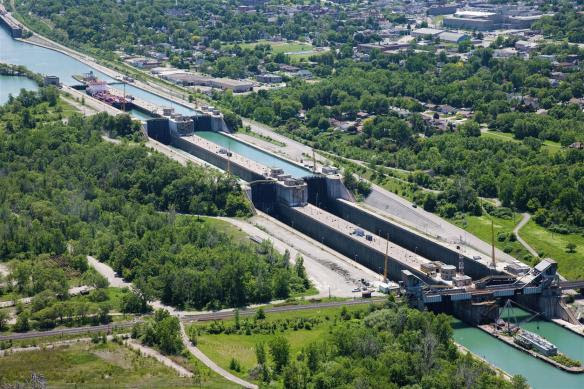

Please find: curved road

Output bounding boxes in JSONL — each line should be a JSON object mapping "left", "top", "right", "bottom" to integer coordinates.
{"left": 514, "top": 213, "right": 539, "bottom": 258}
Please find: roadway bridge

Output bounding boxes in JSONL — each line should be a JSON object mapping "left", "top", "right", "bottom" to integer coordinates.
{"left": 403, "top": 258, "right": 584, "bottom": 324}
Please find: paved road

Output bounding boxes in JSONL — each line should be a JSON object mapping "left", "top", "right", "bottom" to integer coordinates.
{"left": 514, "top": 213, "right": 539, "bottom": 258}
{"left": 363, "top": 183, "right": 519, "bottom": 266}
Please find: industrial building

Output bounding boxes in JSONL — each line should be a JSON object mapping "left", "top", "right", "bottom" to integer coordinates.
{"left": 412, "top": 27, "right": 444, "bottom": 38}
{"left": 443, "top": 9, "right": 544, "bottom": 31}
{"left": 256, "top": 73, "right": 282, "bottom": 83}
{"left": 438, "top": 31, "right": 469, "bottom": 44}
{"left": 161, "top": 72, "right": 253, "bottom": 93}
{"left": 427, "top": 4, "right": 459, "bottom": 16}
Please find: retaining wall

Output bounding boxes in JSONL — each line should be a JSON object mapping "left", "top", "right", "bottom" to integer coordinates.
{"left": 276, "top": 204, "right": 435, "bottom": 284}
{"left": 171, "top": 136, "right": 264, "bottom": 182}
{"left": 330, "top": 199, "right": 496, "bottom": 280}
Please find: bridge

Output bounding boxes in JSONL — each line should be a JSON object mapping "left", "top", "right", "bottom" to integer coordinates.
{"left": 402, "top": 258, "right": 584, "bottom": 324}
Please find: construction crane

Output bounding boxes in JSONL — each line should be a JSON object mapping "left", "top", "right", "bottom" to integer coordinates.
{"left": 497, "top": 299, "right": 541, "bottom": 335}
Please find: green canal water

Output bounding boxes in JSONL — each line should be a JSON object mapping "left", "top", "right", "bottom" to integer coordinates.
{"left": 195, "top": 131, "right": 313, "bottom": 178}
{"left": 453, "top": 308, "right": 584, "bottom": 389}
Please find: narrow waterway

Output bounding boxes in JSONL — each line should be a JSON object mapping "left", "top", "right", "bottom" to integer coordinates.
{"left": 0, "top": 75, "right": 38, "bottom": 104}
{"left": 0, "top": 26, "right": 191, "bottom": 116}
{"left": 196, "top": 131, "right": 313, "bottom": 178}
{"left": 452, "top": 309, "right": 584, "bottom": 389}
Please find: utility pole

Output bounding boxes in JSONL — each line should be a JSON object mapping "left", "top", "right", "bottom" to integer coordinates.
{"left": 122, "top": 81, "right": 126, "bottom": 112}
{"left": 312, "top": 148, "right": 317, "bottom": 173}
{"left": 490, "top": 219, "right": 496, "bottom": 270}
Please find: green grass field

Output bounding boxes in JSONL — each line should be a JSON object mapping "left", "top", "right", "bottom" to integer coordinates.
{"left": 0, "top": 341, "right": 234, "bottom": 388}
{"left": 453, "top": 213, "right": 532, "bottom": 263}
{"left": 196, "top": 216, "right": 250, "bottom": 245}
{"left": 519, "top": 220, "right": 584, "bottom": 280}
{"left": 454, "top": 213, "right": 584, "bottom": 279}
{"left": 223, "top": 40, "right": 313, "bottom": 55}
{"left": 482, "top": 130, "right": 562, "bottom": 154}
{"left": 190, "top": 304, "right": 373, "bottom": 383}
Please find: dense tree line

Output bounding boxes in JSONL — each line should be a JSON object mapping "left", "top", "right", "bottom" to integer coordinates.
{"left": 14, "top": 0, "right": 374, "bottom": 75}
{"left": 195, "top": 300, "right": 528, "bottom": 388}
{"left": 534, "top": 7, "right": 584, "bottom": 43}
{"left": 220, "top": 47, "right": 584, "bottom": 228}
{"left": 1, "top": 90, "right": 309, "bottom": 322}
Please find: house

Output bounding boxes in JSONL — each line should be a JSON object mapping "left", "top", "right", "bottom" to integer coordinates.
{"left": 256, "top": 73, "right": 282, "bottom": 83}
{"left": 515, "top": 40, "right": 538, "bottom": 52}
{"left": 569, "top": 142, "right": 584, "bottom": 150}
{"left": 296, "top": 69, "right": 313, "bottom": 79}
{"left": 437, "top": 105, "right": 457, "bottom": 115}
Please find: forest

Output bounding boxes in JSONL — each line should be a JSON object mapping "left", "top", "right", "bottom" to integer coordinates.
{"left": 189, "top": 299, "right": 529, "bottom": 389}
{"left": 220, "top": 46, "right": 584, "bottom": 229}
{"left": 0, "top": 89, "right": 310, "bottom": 332}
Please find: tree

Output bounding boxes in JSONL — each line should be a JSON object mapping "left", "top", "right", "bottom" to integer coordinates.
{"left": 283, "top": 361, "right": 308, "bottom": 389}
{"left": 269, "top": 335, "right": 290, "bottom": 374}
{"left": 256, "top": 342, "right": 267, "bottom": 365}
{"left": 0, "top": 310, "right": 9, "bottom": 331}
{"left": 255, "top": 307, "right": 266, "bottom": 321}
{"left": 13, "top": 312, "right": 30, "bottom": 332}
{"left": 566, "top": 242, "right": 577, "bottom": 253}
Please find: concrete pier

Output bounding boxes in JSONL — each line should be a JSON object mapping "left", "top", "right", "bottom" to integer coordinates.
{"left": 0, "top": 6, "right": 23, "bottom": 38}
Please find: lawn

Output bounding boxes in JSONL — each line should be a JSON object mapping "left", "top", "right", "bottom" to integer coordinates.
{"left": 482, "top": 130, "right": 562, "bottom": 154}
{"left": 224, "top": 40, "right": 313, "bottom": 55}
{"left": 519, "top": 220, "right": 584, "bottom": 280}
{"left": 0, "top": 341, "right": 234, "bottom": 388}
{"left": 452, "top": 213, "right": 532, "bottom": 264}
{"left": 196, "top": 216, "right": 250, "bottom": 244}
{"left": 190, "top": 304, "right": 374, "bottom": 383}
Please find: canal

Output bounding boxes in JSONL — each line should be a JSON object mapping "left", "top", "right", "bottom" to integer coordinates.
{"left": 0, "top": 74, "right": 38, "bottom": 104}
{"left": 195, "top": 131, "right": 313, "bottom": 178}
{"left": 1, "top": 26, "right": 313, "bottom": 178}
{"left": 1, "top": 18, "right": 584, "bottom": 388}
{"left": 453, "top": 308, "right": 584, "bottom": 389}
{"left": 0, "top": 26, "right": 193, "bottom": 116}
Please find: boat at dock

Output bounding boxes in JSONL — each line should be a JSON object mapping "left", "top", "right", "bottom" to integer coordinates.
{"left": 514, "top": 329, "right": 558, "bottom": 356}
{"left": 74, "top": 71, "right": 129, "bottom": 109}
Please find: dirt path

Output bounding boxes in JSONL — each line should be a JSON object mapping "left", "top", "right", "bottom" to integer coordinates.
{"left": 179, "top": 322, "right": 257, "bottom": 389}
{"left": 514, "top": 213, "right": 539, "bottom": 258}
{"left": 124, "top": 338, "right": 193, "bottom": 378}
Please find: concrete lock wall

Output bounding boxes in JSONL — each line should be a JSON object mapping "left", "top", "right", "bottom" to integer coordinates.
{"left": 276, "top": 204, "right": 434, "bottom": 284}
{"left": 331, "top": 199, "right": 495, "bottom": 280}
{"left": 171, "top": 136, "right": 264, "bottom": 182}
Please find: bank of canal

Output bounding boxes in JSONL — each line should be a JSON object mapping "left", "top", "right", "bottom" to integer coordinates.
{"left": 453, "top": 309, "right": 584, "bottom": 389}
